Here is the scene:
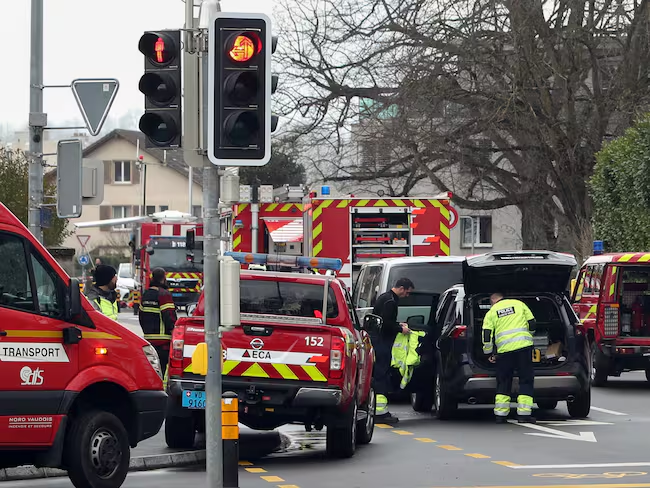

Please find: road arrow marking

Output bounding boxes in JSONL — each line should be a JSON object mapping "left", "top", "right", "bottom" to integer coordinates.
{"left": 592, "top": 405, "right": 628, "bottom": 416}
{"left": 507, "top": 420, "right": 597, "bottom": 442}
{"left": 537, "top": 420, "right": 613, "bottom": 426}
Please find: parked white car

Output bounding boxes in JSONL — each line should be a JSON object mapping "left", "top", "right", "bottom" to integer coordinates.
{"left": 116, "top": 263, "right": 136, "bottom": 302}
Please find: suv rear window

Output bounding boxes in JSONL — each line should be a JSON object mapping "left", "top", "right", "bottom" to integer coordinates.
{"left": 241, "top": 280, "right": 339, "bottom": 319}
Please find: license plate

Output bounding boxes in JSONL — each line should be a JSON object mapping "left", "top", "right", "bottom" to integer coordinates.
{"left": 182, "top": 390, "right": 206, "bottom": 409}
{"left": 532, "top": 349, "right": 541, "bottom": 363}
{"left": 173, "top": 293, "right": 183, "bottom": 297}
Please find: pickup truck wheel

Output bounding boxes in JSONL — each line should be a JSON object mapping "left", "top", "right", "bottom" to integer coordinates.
{"left": 64, "top": 410, "right": 130, "bottom": 488}
{"left": 591, "top": 342, "right": 608, "bottom": 387}
{"left": 356, "top": 388, "right": 375, "bottom": 445}
{"left": 326, "top": 399, "right": 357, "bottom": 458}
{"left": 567, "top": 387, "right": 591, "bottom": 419}
{"left": 165, "top": 415, "right": 196, "bottom": 449}
{"left": 434, "top": 370, "right": 457, "bottom": 420}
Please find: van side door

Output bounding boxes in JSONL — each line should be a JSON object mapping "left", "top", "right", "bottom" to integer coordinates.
{"left": 0, "top": 232, "right": 79, "bottom": 446}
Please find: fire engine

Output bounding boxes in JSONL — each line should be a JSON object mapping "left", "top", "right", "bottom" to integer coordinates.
{"left": 230, "top": 185, "right": 457, "bottom": 288}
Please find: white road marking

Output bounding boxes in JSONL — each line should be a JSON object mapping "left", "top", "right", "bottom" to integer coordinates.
{"left": 508, "top": 462, "right": 650, "bottom": 470}
{"left": 537, "top": 420, "right": 613, "bottom": 426}
{"left": 508, "top": 419, "right": 597, "bottom": 442}
{"left": 592, "top": 406, "right": 629, "bottom": 416}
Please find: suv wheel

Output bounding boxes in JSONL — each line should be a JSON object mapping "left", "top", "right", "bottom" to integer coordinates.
{"left": 165, "top": 414, "right": 196, "bottom": 449}
{"left": 356, "top": 388, "right": 375, "bottom": 445}
{"left": 536, "top": 400, "right": 558, "bottom": 410}
{"left": 411, "top": 382, "right": 435, "bottom": 412}
{"left": 591, "top": 342, "right": 608, "bottom": 387}
{"left": 326, "top": 398, "right": 357, "bottom": 458}
{"left": 434, "top": 370, "right": 457, "bottom": 420}
{"left": 567, "top": 387, "right": 591, "bottom": 418}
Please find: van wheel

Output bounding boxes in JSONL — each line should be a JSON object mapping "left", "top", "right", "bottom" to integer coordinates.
{"left": 64, "top": 410, "right": 130, "bottom": 488}
{"left": 356, "top": 388, "right": 375, "bottom": 445}
{"left": 434, "top": 370, "right": 457, "bottom": 420}
{"left": 411, "top": 387, "right": 435, "bottom": 412}
{"left": 591, "top": 343, "right": 608, "bottom": 387}
{"left": 326, "top": 398, "right": 357, "bottom": 458}
{"left": 645, "top": 369, "right": 650, "bottom": 382}
{"left": 165, "top": 415, "right": 196, "bottom": 449}
{"left": 567, "top": 388, "right": 591, "bottom": 419}
{"left": 536, "top": 400, "right": 558, "bottom": 410}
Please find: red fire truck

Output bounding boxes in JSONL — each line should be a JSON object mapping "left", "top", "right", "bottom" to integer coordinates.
{"left": 130, "top": 222, "right": 204, "bottom": 312}
{"left": 231, "top": 187, "right": 456, "bottom": 289}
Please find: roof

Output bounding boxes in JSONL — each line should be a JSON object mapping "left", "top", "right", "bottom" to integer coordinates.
{"left": 242, "top": 270, "right": 335, "bottom": 285}
{"left": 82, "top": 129, "right": 203, "bottom": 186}
{"left": 360, "top": 255, "right": 467, "bottom": 267}
{"left": 583, "top": 252, "right": 650, "bottom": 265}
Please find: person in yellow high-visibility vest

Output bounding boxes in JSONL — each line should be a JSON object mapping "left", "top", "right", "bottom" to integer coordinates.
{"left": 482, "top": 292, "right": 537, "bottom": 424}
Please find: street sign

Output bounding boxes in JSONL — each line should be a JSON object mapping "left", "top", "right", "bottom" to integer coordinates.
{"left": 71, "top": 78, "right": 119, "bottom": 136}
{"left": 81, "top": 160, "right": 105, "bottom": 206}
{"left": 76, "top": 235, "right": 91, "bottom": 248}
{"left": 57, "top": 140, "right": 83, "bottom": 219}
{"left": 78, "top": 254, "right": 90, "bottom": 266}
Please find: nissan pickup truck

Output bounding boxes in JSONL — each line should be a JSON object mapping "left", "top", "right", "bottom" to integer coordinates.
{"left": 165, "top": 253, "right": 379, "bottom": 458}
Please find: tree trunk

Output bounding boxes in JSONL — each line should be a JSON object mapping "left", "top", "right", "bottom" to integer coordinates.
{"left": 519, "top": 196, "right": 558, "bottom": 250}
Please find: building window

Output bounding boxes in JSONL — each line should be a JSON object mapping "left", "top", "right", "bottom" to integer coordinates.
{"left": 192, "top": 205, "right": 202, "bottom": 218}
{"left": 114, "top": 161, "right": 131, "bottom": 183}
{"left": 146, "top": 205, "right": 156, "bottom": 216}
{"left": 461, "top": 216, "right": 492, "bottom": 248}
{"left": 159, "top": 205, "right": 169, "bottom": 212}
{"left": 112, "top": 206, "right": 131, "bottom": 231}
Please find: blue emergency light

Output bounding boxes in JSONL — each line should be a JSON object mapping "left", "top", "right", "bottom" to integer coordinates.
{"left": 593, "top": 240, "right": 604, "bottom": 255}
{"left": 224, "top": 252, "right": 343, "bottom": 271}
{"left": 321, "top": 185, "right": 331, "bottom": 196}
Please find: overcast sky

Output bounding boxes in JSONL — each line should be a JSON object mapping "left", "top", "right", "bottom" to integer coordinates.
{"left": 0, "top": 0, "right": 272, "bottom": 130}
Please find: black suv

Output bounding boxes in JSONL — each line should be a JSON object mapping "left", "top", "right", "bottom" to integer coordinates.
{"left": 433, "top": 251, "right": 591, "bottom": 419}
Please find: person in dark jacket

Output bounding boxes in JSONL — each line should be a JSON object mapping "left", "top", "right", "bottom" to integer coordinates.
{"left": 139, "top": 268, "right": 177, "bottom": 376}
{"left": 371, "top": 277, "right": 415, "bottom": 424}
{"left": 86, "top": 265, "right": 119, "bottom": 320}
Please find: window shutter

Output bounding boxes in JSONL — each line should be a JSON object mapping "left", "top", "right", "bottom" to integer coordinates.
{"left": 104, "top": 161, "right": 113, "bottom": 184}
{"left": 132, "top": 205, "right": 140, "bottom": 217}
{"left": 99, "top": 205, "right": 110, "bottom": 232}
{"left": 131, "top": 162, "right": 140, "bottom": 185}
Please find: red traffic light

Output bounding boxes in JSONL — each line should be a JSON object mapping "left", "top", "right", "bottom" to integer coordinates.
{"left": 139, "top": 32, "right": 178, "bottom": 66}
{"left": 226, "top": 32, "right": 262, "bottom": 63}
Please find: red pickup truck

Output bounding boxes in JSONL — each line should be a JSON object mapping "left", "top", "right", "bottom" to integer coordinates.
{"left": 165, "top": 254, "right": 378, "bottom": 458}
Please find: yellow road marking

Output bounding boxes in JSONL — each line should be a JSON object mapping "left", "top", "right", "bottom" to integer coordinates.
{"left": 392, "top": 430, "right": 413, "bottom": 435}
{"left": 279, "top": 486, "right": 301, "bottom": 488}
{"left": 260, "top": 475, "right": 284, "bottom": 482}
{"left": 465, "top": 453, "right": 491, "bottom": 459}
{"left": 376, "top": 424, "right": 393, "bottom": 428}
{"left": 493, "top": 461, "right": 521, "bottom": 467}
{"left": 438, "top": 445, "right": 463, "bottom": 451}
{"left": 245, "top": 467, "right": 267, "bottom": 473}
{"left": 433, "top": 485, "right": 650, "bottom": 488}
{"left": 415, "top": 438, "right": 437, "bottom": 443}
{"left": 238, "top": 461, "right": 253, "bottom": 466}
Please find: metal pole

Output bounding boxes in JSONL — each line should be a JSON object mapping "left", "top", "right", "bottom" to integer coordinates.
{"left": 143, "top": 164, "right": 147, "bottom": 214}
{"left": 28, "top": 0, "right": 44, "bottom": 243}
{"left": 251, "top": 184, "right": 259, "bottom": 253}
{"left": 189, "top": 167, "right": 194, "bottom": 215}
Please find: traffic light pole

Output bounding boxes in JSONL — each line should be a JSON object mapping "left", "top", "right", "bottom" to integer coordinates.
{"left": 28, "top": 0, "right": 44, "bottom": 243}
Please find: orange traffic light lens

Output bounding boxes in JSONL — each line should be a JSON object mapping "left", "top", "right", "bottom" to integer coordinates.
{"left": 229, "top": 35, "right": 256, "bottom": 62}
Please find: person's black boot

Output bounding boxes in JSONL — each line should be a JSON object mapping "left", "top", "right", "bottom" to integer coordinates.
{"left": 518, "top": 416, "right": 536, "bottom": 424}
{"left": 375, "top": 412, "right": 399, "bottom": 424}
{"left": 495, "top": 417, "right": 508, "bottom": 424}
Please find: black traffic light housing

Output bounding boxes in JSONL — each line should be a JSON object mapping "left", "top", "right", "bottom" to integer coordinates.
{"left": 208, "top": 12, "right": 272, "bottom": 166}
{"left": 138, "top": 30, "right": 182, "bottom": 149}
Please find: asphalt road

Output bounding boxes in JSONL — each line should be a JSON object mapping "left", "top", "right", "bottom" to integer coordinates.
{"left": 6, "top": 369, "right": 649, "bottom": 488}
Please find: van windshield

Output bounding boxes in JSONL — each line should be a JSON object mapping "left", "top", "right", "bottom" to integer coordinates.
{"left": 388, "top": 262, "right": 463, "bottom": 325}
{"left": 118, "top": 264, "right": 132, "bottom": 278}
{"left": 240, "top": 280, "right": 339, "bottom": 319}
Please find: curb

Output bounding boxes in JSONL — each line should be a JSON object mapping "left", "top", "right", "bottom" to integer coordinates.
{"left": 0, "top": 450, "right": 206, "bottom": 482}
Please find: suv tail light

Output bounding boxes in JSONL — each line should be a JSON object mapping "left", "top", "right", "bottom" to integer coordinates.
{"left": 169, "top": 325, "right": 186, "bottom": 377}
{"left": 451, "top": 325, "right": 467, "bottom": 339}
{"left": 330, "top": 336, "right": 345, "bottom": 379}
{"left": 603, "top": 304, "right": 619, "bottom": 337}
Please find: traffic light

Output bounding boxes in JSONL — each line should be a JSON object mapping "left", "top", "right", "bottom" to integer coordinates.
{"left": 138, "top": 30, "right": 182, "bottom": 149}
{"left": 208, "top": 12, "right": 272, "bottom": 166}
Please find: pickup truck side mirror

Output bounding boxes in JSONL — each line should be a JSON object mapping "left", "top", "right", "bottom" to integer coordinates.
{"left": 65, "top": 278, "right": 82, "bottom": 321}
{"left": 362, "top": 313, "right": 383, "bottom": 332}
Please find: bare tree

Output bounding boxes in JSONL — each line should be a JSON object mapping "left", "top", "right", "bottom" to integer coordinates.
{"left": 276, "top": 0, "right": 650, "bottom": 250}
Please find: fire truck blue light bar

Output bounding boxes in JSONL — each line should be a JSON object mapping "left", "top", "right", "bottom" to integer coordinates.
{"left": 224, "top": 252, "right": 343, "bottom": 271}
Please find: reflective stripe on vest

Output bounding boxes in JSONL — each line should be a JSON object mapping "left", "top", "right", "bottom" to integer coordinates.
{"left": 141, "top": 306, "right": 172, "bottom": 341}
{"left": 96, "top": 297, "right": 118, "bottom": 321}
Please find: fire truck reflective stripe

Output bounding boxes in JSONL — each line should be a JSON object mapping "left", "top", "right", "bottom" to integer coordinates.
{"left": 312, "top": 200, "right": 333, "bottom": 220}
{"left": 313, "top": 240, "right": 323, "bottom": 256}
{"left": 391, "top": 199, "right": 407, "bottom": 207}
{"left": 374, "top": 200, "right": 388, "bottom": 207}
{"left": 440, "top": 240, "right": 450, "bottom": 255}
{"left": 280, "top": 203, "right": 293, "bottom": 212}
{"left": 273, "top": 363, "right": 299, "bottom": 380}
{"left": 3, "top": 330, "right": 121, "bottom": 340}
{"left": 313, "top": 222, "right": 323, "bottom": 238}
{"left": 413, "top": 199, "right": 425, "bottom": 207}
{"left": 222, "top": 360, "right": 238, "bottom": 375}
{"left": 610, "top": 283, "right": 616, "bottom": 296}
{"left": 233, "top": 232, "right": 242, "bottom": 250}
{"left": 639, "top": 254, "right": 650, "bottom": 262}
{"left": 266, "top": 203, "right": 279, "bottom": 211}
{"left": 357, "top": 199, "right": 370, "bottom": 207}
{"left": 439, "top": 225, "right": 450, "bottom": 239}
{"left": 302, "top": 364, "right": 327, "bottom": 382}
{"left": 336, "top": 200, "right": 349, "bottom": 208}
{"left": 618, "top": 253, "right": 635, "bottom": 262}
{"left": 242, "top": 362, "right": 270, "bottom": 378}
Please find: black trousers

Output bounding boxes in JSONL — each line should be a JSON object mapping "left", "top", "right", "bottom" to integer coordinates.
{"left": 495, "top": 346, "right": 534, "bottom": 398}
{"left": 154, "top": 344, "right": 170, "bottom": 377}
{"left": 372, "top": 337, "right": 392, "bottom": 397}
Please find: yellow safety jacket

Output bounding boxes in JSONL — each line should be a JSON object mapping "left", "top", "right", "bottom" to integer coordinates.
{"left": 482, "top": 299, "right": 534, "bottom": 354}
{"left": 391, "top": 331, "right": 426, "bottom": 389}
{"left": 87, "top": 287, "right": 119, "bottom": 321}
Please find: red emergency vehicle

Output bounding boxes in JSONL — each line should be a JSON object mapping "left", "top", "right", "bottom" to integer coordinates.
{"left": 573, "top": 252, "right": 650, "bottom": 385}
{"left": 165, "top": 253, "right": 378, "bottom": 458}
{"left": 0, "top": 204, "right": 166, "bottom": 488}
{"left": 131, "top": 221, "right": 204, "bottom": 311}
{"left": 231, "top": 190, "right": 455, "bottom": 288}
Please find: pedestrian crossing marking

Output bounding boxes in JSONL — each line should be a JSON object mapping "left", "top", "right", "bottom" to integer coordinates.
{"left": 376, "top": 423, "right": 394, "bottom": 428}
{"left": 466, "top": 453, "right": 491, "bottom": 459}
{"left": 246, "top": 467, "right": 267, "bottom": 473}
{"left": 415, "top": 438, "right": 437, "bottom": 443}
{"left": 438, "top": 445, "right": 463, "bottom": 450}
{"left": 392, "top": 430, "right": 414, "bottom": 435}
{"left": 261, "top": 475, "right": 285, "bottom": 482}
{"left": 493, "top": 461, "right": 521, "bottom": 467}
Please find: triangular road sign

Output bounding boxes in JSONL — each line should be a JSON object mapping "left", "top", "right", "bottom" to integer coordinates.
{"left": 71, "top": 78, "right": 119, "bottom": 136}
{"left": 76, "top": 234, "right": 91, "bottom": 248}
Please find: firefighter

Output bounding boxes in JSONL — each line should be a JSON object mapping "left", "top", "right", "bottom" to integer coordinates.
{"left": 371, "top": 277, "right": 414, "bottom": 424}
{"left": 482, "top": 292, "right": 537, "bottom": 424}
{"left": 86, "top": 265, "right": 119, "bottom": 320}
{"left": 139, "top": 267, "right": 177, "bottom": 378}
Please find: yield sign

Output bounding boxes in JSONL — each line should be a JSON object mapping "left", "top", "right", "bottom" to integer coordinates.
{"left": 76, "top": 234, "right": 91, "bottom": 248}
{"left": 71, "top": 78, "right": 119, "bottom": 136}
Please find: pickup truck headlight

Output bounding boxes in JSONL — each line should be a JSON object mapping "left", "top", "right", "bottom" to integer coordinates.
{"left": 143, "top": 345, "right": 163, "bottom": 378}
